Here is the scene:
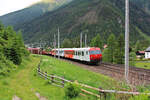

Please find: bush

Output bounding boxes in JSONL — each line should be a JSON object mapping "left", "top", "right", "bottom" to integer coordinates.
{"left": 129, "top": 94, "right": 150, "bottom": 100}
{"left": 64, "top": 82, "right": 80, "bottom": 98}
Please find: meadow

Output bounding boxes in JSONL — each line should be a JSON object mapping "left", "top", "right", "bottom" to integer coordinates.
{"left": 0, "top": 55, "right": 149, "bottom": 100}
{"left": 135, "top": 61, "right": 150, "bottom": 69}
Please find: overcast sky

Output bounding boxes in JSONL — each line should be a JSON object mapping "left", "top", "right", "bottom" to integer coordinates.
{"left": 0, "top": 0, "right": 41, "bottom": 16}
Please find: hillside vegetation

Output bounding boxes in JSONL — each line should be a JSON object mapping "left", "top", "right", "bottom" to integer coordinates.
{"left": 0, "top": 0, "right": 72, "bottom": 26}
{"left": 13, "top": 0, "right": 150, "bottom": 45}
{"left": 0, "top": 23, "right": 29, "bottom": 76}
{"left": 131, "top": 0, "right": 150, "bottom": 14}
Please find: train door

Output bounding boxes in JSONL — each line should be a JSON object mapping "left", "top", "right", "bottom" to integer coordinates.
{"left": 84, "top": 50, "right": 90, "bottom": 62}
{"left": 81, "top": 51, "right": 84, "bottom": 61}
{"left": 73, "top": 50, "right": 78, "bottom": 60}
{"left": 78, "top": 51, "right": 81, "bottom": 61}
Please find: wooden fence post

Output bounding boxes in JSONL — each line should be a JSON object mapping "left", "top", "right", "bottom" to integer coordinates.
{"left": 62, "top": 76, "right": 65, "bottom": 87}
{"left": 99, "top": 87, "right": 102, "bottom": 100}
{"left": 45, "top": 71, "right": 47, "bottom": 80}
{"left": 99, "top": 87, "right": 107, "bottom": 100}
{"left": 51, "top": 74, "right": 54, "bottom": 83}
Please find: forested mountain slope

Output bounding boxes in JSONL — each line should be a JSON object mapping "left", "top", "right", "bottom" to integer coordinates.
{"left": 131, "top": 0, "right": 150, "bottom": 14}
{"left": 0, "top": 0, "right": 72, "bottom": 26}
{"left": 13, "top": 0, "right": 150, "bottom": 44}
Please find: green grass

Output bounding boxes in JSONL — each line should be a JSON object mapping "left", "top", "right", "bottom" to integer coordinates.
{"left": 0, "top": 55, "right": 95, "bottom": 100}
{"left": 0, "top": 56, "right": 39, "bottom": 100}
{"left": 0, "top": 55, "right": 134, "bottom": 100}
{"left": 40, "top": 55, "right": 130, "bottom": 90}
{"left": 135, "top": 61, "right": 150, "bottom": 69}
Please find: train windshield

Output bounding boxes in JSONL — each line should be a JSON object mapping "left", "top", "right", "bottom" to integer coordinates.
{"left": 90, "top": 50, "right": 101, "bottom": 54}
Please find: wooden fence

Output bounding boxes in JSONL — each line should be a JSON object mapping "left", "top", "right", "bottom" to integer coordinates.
{"left": 37, "top": 60, "right": 150, "bottom": 99}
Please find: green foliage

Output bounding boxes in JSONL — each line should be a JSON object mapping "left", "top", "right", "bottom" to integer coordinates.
{"left": 64, "top": 82, "right": 80, "bottom": 98}
{"left": 129, "top": 94, "right": 150, "bottom": 100}
{"left": 135, "top": 40, "right": 141, "bottom": 51}
{"left": 107, "top": 34, "right": 117, "bottom": 63}
{"left": 90, "top": 34, "right": 103, "bottom": 49}
{"left": 62, "top": 38, "right": 73, "bottom": 48}
{"left": 0, "top": 23, "right": 28, "bottom": 76}
{"left": 114, "top": 34, "right": 124, "bottom": 64}
{"left": 102, "top": 34, "right": 125, "bottom": 64}
{"left": 129, "top": 52, "right": 136, "bottom": 66}
{"left": 10, "top": 0, "right": 150, "bottom": 45}
{"left": 0, "top": 53, "right": 16, "bottom": 76}
{"left": 102, "top": 48, "right": 109, "bottom": 62}
{"left": 134, "top": 39, "right": 150, "bottom": 51}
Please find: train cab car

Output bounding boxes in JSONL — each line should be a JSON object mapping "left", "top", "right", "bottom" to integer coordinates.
{"left": 89, "top": 48, "right": 102, "bottom": 64}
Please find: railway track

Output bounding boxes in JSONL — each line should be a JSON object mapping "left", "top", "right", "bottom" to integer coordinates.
{"left": 100, "top": 63, "right": 150, "bottom": 85}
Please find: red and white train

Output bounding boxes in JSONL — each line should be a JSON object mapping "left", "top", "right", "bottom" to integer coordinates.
{"left": 50, "top": 47, "right": 102, "bottom": 64}
{"left": 27, "top": 47, "right": 102, "bottom": 64}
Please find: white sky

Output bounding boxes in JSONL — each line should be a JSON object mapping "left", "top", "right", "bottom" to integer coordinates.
{"left": 0, "top": 0, "right": 41, "bottom": 16}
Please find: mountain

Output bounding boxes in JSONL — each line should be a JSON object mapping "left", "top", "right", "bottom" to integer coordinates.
{"left": 131, "top": 0, "right": 150, "bottom": 14}
{"left": 14, "top": 0, "right": 150, "bottom": 45}
{"left": 0, "top": 0, "right": 72, "bottom": 26}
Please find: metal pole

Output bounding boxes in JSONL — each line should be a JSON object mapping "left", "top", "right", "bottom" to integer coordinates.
{"left": 80, "top": 32, "right": 82, "bottom": 48}
{"left": 85, "top": 34, "right": 87, "bottom": 47}
{"left": 125, "top": 0, "right": 129, "bottom": 82}
{"left": 58, "top": 27, "right": 60, "bottom": 59}
{"left": 54, "top": 34, "right": 56, "bottom": 58}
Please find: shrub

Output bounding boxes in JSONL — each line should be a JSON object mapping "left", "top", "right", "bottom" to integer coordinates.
{"left": 64, "top": 82, "right": 80, "bottom": 98}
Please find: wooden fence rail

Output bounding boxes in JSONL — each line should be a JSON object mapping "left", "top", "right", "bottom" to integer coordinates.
{"left": 37, "top": 60, "right": 150, "bottom": 99}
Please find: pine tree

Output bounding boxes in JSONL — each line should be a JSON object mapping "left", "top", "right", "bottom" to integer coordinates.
{"left": 102, "top": 48, "right": 109, "bottom": 62}
{"left": 62, "top": 38, "right": 73, "bottom": 48}
{"left": 135, "top": 40, "right": 141, "bottom": 52}
{"left": 129, "top": 52, "right": 136, "bottom": 66}
{"left": 114, "top": 34, "right": 125, "bottom": 64}
{"left": 90, "top": 34, "right": 103, "bottom": 49}
{"left": 107, "top": 34, "right": 116, "bottom": 63}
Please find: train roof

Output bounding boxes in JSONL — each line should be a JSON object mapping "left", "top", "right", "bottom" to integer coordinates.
{"left": 53, "top": 47, "right": 100, "bottom": 51}
{"left": 28, "top": 47, "right": 40, "bottom": 50}
{"left": 146, "top": 46, "right": 150, "bottom": 52}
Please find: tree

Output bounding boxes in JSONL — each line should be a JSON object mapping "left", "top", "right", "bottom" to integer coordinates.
{"left": 129, "top": 52, "right": 136, "bottom": 66}
{"left": 102, "top": 48, "right": 109, "bottom": 62}
{"left": 114, "top": 34, "right": 125, "bottom": 64}
{"left": 62, "top": 38, "right": 73, "bottom": 48}
{"left": 107, "top": 34, "right": 116, "bottom": 63}
{"left": 135, "top": 40, "right": 141, "bottom": 52}
{"left": 90, "top": 34, "right": 103, "bottom": 49}
{"left": 0, "top": 23, "right": 29, "bottom": 75}
{"left": 72, "top": 36, "right": 80, "bottom": 48}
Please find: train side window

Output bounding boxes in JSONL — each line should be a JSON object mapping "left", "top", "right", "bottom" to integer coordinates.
{"left": 78, "top": 51, "right": 81, "bottom": 56}
{"left": 82, "top": 51, "right": 84, "bottom": 56}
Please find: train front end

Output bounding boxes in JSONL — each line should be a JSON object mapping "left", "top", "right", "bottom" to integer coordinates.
{"left": 89, "top": 48, "right": 102, "bottom": 64}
